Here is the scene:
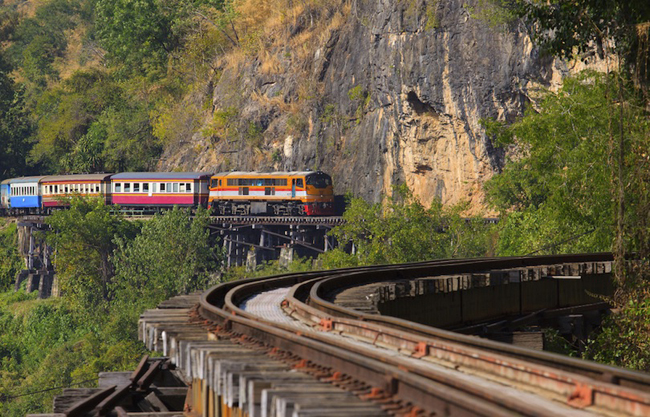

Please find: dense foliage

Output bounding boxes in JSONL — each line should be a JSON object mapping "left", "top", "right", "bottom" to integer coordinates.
{"left": 45, "top": 196, "right": 140, "bottom": 313}
{"left": 484, "top": 72, "right": 640, "bottom": 255}
{"left": 111, "top": 206, "right": 220, "bottom": 321}
{"left": 0, "top": 0, "right": 228, "bottom": 180}
{"left": 0, "top": 220, "right": 23, "bottom": 292}
{"left": 320, "top": 186, "right": 495, "bottom": 268}
{"left": 0, "top": 199, "right": 223, "bottom": 415}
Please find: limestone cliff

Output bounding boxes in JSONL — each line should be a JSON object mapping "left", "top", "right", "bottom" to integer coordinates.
{"left": 159, "top": 0, "right": 596, "bottom": 212}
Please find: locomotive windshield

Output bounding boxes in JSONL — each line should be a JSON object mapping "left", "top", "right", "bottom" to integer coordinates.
{"left": 305, "top": 172, "right": 332, "bottom": 188}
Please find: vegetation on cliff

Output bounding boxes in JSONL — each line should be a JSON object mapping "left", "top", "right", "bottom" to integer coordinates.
{"left": 0, "top": 0, "right": 350, "bottom": 179}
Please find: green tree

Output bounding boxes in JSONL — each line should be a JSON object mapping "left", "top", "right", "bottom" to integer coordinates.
{"left": 484, "top": 72, "right": 627, "bottom": 255}
{"left": 320, "top": 187, "right": 494, "bottom": 268}
{"left": 0, "top": 221, "right": 23, "bottom": 292}
{"left": 45, "top": 196, "right": 139, "bottom": 315}
{"left": 111, "top": 207, "right": 221, "bottom": 319}
{"left": 94, "top": 0, "right": 180, "bottom": 80}
{"left": 5, "top": 0, "right": 81, "bottom": 90}
{"left": 0, "top": 37, "right": 32, "bottom": 180}
{"left": 30, "top": 68, "right": 161, "bottom": 173}
{"left": 30, "top": 69, "right": 121, "bottom": 172}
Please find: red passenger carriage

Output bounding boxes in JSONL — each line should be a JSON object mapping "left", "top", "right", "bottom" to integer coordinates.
{"left": 110, "top": 172, "right": 210, "bottom": 209}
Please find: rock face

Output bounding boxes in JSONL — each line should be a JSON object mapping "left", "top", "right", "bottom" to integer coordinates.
{"left": 160, "top": 0, "right": 566, "bottom": 212}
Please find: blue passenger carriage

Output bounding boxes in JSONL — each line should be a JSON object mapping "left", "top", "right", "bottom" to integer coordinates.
{"left": 8, "top": 176, "right": 46, "bottom": 214}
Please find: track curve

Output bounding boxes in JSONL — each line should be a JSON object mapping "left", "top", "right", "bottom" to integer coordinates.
{"left": 196, "top": 253, "right": 650, "bottom": 416}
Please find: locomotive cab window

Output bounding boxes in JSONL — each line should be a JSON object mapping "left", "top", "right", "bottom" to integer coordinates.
{"left": 296, "top": 179, "right": 304, "bottom": 188}
{"left": 306, "top": 173, "right": 332, "bottom": 188}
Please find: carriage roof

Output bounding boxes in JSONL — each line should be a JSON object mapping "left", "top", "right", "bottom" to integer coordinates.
{"left": 110, "top": 172, "right": 211, "bottom": 180}
{"left": 42, "top": 174, "right": 114, "bottom": 182}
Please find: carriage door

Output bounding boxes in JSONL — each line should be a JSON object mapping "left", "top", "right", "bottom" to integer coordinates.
{"left": 291, "top": 179, "right": 296, "bottom": 198}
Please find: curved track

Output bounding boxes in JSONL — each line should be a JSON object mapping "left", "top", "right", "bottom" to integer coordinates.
{"left": 197, "top": 254, "right": 650, "bottom": 416}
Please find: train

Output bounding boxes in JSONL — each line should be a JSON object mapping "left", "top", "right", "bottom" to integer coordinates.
{"left": 0, "top": 171, "right": 335, "bottom": 216}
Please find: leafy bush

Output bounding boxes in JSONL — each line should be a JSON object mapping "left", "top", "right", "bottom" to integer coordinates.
{"left": 321, "top": 186, "right": 494, "bottom": 267}
{"left": 0, "top": 221, "right": 23, "bottom": 292}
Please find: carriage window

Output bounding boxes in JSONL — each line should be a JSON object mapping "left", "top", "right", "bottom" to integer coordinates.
{"left": 185, "top": 183, "right": 192, "bottom": 193}
{"left": 115, "top": 183, "right": 122, "bottom": 193}
{"left": 179, "top": 183, "right": 186, "bottom": 192}
{"left": 124, "top": 183, "right": 131, "bottom": 192}
{"left": 159, "top": 183, "right": 166, "bottom": 192}
{"left": 65, "top": 186, "right": 69, "bottom": 193}
{"left": 143, "top": 183, "right": 149, "bottom": 193}
{"left": 133, "top": 183, "right": 140, "bottom": 193}
{"left": 173, "top": 183, "right": 179, "bottom": 193}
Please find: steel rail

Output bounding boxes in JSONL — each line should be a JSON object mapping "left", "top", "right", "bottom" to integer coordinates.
{"left": 280, "top": 259, "right": 650, "bottom": 415}
{"left": 198, "top": 254, "right": 650, "bottom": 416}
{"left": 200, "top": 259, "right": 532, "bottom": 416}
{"left": 301, "top": 253, "right": 650, "bottom": 391}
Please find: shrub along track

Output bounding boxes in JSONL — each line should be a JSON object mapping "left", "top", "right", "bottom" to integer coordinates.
{"left": 197, "top": 253, "right": 650, "bottom": 416}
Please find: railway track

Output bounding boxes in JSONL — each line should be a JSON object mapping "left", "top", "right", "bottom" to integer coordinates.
{"left": 195, "top": 254, "right": 650, "bottom": 416}
{"left": 52, "top": 254, "right": 650, "bottom": 416}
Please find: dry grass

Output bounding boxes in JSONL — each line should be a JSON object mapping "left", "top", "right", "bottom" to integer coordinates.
{"left": 259, "top": 50, "right": 282, "bottom": 75}
{"left": 223, "top": 0, "right": 349, "bottom": 75}
{"left": 251, "top": 90, "right": 299, "bottom": 113}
